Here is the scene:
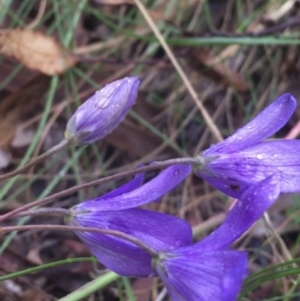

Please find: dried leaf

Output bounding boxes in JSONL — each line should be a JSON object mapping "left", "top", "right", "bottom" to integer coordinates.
{"left": 0, "top": 29, "right": 77, "bottom": 75}
{"left": 105, "top": 96, "right": 177, "bottom": 157}
{"left": 0, "top": 75, "right": 50, "bottom": 149}
{"left": 2, "top": 280, "right": 22, "bottom": 295}
{"left": 21, "top": 288, "right": 54, "bottom": 301}
{"left": 131, "top": 278, "right": 154, "bottom": 301}
{"left": 26, "top": 247, "right": 43, "bottom": 265}
{"left": 260, "top": 0, "right": 297, "bottom": 23}
{"left": 0, "top": 58, "right": 38, "bottom": 92}
{"left": 0, "top": 148, "right": 11, "bottom": 170}
{"left": 148, "top": 0, "right": 198, "bottom": 22}
{"left": 11, "top": 126, "right": 36, "bottom": 148}
{"left": 105, "top": 122, "right": 165, "bottom": 157}
{"left": 189, "top": 48, "right": 249, "bottom": 92}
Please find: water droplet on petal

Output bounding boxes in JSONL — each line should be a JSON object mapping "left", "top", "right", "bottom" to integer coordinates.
{"left": 256, "top": 154, "right": 263, "bottom": 159}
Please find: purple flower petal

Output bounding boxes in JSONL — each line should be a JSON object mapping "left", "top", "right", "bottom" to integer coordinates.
{"left": 76, "top": 164, "right": 191, "bottom": 211}
{"left": 204, "top": 93, "right": 296, "bottom": 155}
{"left": 200, "top": 174, "right": 248, "bottom": 198}
{"left": 69, "top": 208, "right": 193, "bottom": 277}
{"left": 220, "top": 253, "right": 249, "bottom": 301}
{"left": 200, "top": 140, "right": 300, "bottom": 194}
{"left": 100, "top": 172, "right": 144, "bottom": 200}
{"left": 65, "top": 76, "right": 140, "bottom": 145}
{"left": 197, "top": 174, "right": 280, "bottom": 250}
{"left": 155, "top": 249, "right": 248, "bottom": 301}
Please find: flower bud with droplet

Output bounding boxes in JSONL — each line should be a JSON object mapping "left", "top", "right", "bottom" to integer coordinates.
{"left": 65, "top": 76, "right": 140, "bottom": 145}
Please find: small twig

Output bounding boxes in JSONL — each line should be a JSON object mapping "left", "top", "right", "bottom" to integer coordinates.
{"left": 192, "top": 212, "right": 226, "bottom": 238}
{"left": 27, "top": 0, "right": 47, "bottom": 29}
{"left": 79, "top": 54, "right": 173, "bottom": 67}
{"left": 155, "top": 287, "right": 168, "bottom": 301}
{"left": 0, "top": 139, "right": 69, "bottom": 181}
{"left": 285, "top": 120, "right": 300, "bottom": 139}
{"left": 74, "top": 28, "right": 151, "bottom": 55}
{"left": 0, "top": 224, "right": 157, "bottom": 257}
{"left": 0, "top": 157, "right": 197, "bottom": 221}
{"left": 133, "top": 0, "right": 223, "bottom": 142}
{"left": 12, "top": 208, "right": 71, "bottom": 218}
{"left": 263, "top": 212, "right": 294, "bottom": 263}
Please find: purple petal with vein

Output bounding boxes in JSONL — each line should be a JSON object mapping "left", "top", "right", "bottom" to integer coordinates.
{"left": 204, "top": 93, "right": 296, "bottom": 155}
{"left": 197, "top": 174, "right": 280, "bottom": 250}
{"left": 65, "top": 76, "right": 140, "bottom": 145}
{"left": 200, "top": 140, "right": 300, "bottom": 193}
{"left": 70, "top": 208, "right": 192, "bottom": 277}
{"left": 155, "top": 249, "right": 247, "bottom": 301}
{"left": 200, "top": 174, "right": 248, "bottom": 198}
{"left": 76, "top": 164, "right": 191, "bottom": 211}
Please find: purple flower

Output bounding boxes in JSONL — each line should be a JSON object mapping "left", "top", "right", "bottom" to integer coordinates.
{"left": 67, "top": 164, "right": 193, "bottom": 277}
{"left": 65, "top": 76, "right": 140, "bottom": 145}
{"left": 194, "top": 93, "right": 299, "bottom": 198}
{"left": 153, "top": 174, "right": 280, "bottom": 301}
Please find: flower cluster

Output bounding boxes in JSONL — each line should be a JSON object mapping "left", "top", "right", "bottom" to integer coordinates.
{"left": 64, "top": 79, "right": 298, "bottom": 301}
{"left": 68, "top": 171, "right": 280, "bottom": 301}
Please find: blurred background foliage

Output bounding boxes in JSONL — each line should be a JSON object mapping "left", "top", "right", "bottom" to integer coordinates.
{"left": 1, "top": 0, "right": 300, "bottom": 300}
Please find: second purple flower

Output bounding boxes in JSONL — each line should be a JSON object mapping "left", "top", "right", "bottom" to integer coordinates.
{"left": 194, "top": 93, "right": 300, "bottom": 198}
{"left": 67, "top": 164, "right": 192, "bottom": 277}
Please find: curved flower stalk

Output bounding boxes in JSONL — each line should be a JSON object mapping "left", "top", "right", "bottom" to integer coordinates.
{"left": 153, "top": 175, "right": 280, "bottom": 301}
{"left": 67, "top": 164, "right": 193, "bottom": 277}
{"left": 65, "top": 76, "right": 140, "bottom": 145}
{"left": 194, "top": 93, "right": 300, "bottom": 198}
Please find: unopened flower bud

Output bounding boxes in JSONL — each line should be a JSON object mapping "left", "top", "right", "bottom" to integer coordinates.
{"left": 65, "top": 76, "right": 140, "bottom": 145}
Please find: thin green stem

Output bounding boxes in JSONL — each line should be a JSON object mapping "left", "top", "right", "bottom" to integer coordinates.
{"left": 0, "top": 157, "right": 197, "bottom": 221}
{"left": 0, "top": 257, "right": 97, "bottom": 281}
{"left": 0, "top": 76, "right": 59, "bottom": 201}
{"left": 58, "top": 272, "right": 119, "bottom": 301}
{"left": 283, "top": 275, "right": 300, "bottom": 301}
{"left": 166, "top": 36, "right": 300, "bottom": 46}
{"left": 0, "top": 0, "right": 13, "bottom": 24}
